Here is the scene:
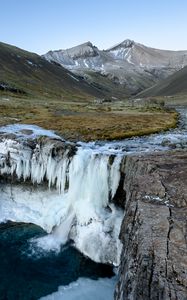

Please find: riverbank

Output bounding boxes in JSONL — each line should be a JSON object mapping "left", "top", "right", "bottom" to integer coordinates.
{"left": 0, "top": 95, "right": 178, "bottom": 141}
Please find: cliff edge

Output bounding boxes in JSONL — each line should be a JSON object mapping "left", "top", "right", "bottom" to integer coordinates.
{"left": 115, "top": 150, "right": 187, "bottom": 300}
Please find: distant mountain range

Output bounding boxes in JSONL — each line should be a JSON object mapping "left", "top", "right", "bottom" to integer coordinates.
{"left": 0, "top": 40, "right": 187, "bottom": 101}
{"left": 43, "top": 39, "right": 187, "bottom": 95}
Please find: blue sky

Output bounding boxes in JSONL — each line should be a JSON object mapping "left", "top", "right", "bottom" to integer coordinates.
{"left": 1, "top": 0, "right": 187, "bottom": 54}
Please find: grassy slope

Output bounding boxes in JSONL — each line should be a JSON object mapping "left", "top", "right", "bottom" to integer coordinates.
{"left": 137, "top": 66, "right": 187, "bottom": 98}
{"left": 82, "top": 70, "right": 131, "bottom": 99}
{"left": 0, "top": 42, "right": 104, "bottom": 101}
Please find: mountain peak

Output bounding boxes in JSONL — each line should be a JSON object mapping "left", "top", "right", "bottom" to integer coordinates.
{"left": 62, "top": 41, "right": 99, "bottom": 59}
{"left": 107, "top": 39, "right": 135, "bottom": 52}
{"left": 82, "top": 41, "right": 94, "bottom": 47}
{"left": 66, "top": 41, "right": 97, "bottom": 51}
{"left": 120, "top": 39, "right": 135, "bottom": 48}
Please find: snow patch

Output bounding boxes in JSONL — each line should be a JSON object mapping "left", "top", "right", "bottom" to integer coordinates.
{"left": 68, "top": 74, "right": 79, "bottom": 82}
{"left": 27, "top": 60, "right": 34, "bottom": 65}
{"left": 83, "top": 59, "right": 89, "bottom": 68}
{"left": 26, "top": 60, "right": 38, "bottom": 67}
{"left": 143, "top": 195, "right": 174, "bottom": 207}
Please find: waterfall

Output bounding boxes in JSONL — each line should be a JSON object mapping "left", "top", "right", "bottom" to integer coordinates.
{"left": 0, "top": 138, "right": 123, "bottom": 265}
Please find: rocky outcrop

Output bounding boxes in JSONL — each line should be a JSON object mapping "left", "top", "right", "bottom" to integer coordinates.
{"left": 115, "top": 150, "right": 187, "bottom": 300}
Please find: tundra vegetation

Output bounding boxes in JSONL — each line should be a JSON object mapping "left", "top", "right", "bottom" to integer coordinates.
{"left": 0, "top": 92, "right": 178, "bottom": 141}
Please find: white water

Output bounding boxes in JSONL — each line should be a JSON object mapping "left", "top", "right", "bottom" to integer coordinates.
{"left": 0, "top": 123, "right": 61, "bottom": 139}
{"left": 1, "top": 107, "right": 187, "bottom": 264}
{"left": 1, "top": 108, "right": 187, "bottom": 265}
{"left": 40, "top": 276, "right": 117, "bottom": 300}
{"left": 0, "top": 108, "right": 187, "bottom": 298}
{"left": 0, "top": 137, "right": 123, "bottom": 265}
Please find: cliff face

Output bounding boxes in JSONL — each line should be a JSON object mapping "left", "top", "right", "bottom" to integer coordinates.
{"left": 115, "top": 150, "right": 187, "bottom": 300}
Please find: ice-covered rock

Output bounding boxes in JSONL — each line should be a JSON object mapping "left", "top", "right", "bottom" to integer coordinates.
{"left": 0, "top": 133, "right": 123, "bottom": 265}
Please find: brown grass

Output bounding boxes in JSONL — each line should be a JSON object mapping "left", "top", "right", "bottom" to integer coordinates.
{"left": 0, "top": 98, "right": 178, "bottom": 141}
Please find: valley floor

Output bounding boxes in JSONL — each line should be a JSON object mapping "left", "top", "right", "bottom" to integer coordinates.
{"left": 0, "top": 94, "right": 178, "bottom": 141}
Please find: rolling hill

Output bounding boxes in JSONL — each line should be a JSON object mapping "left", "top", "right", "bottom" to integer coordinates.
{"left": 137, "top": 66, "right": 187, "bottom": 97}
{"left": 0, "top": 42, "right": 104, "bottom": 101}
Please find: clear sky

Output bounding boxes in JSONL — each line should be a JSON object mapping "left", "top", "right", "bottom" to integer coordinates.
{"left": 1, "top": 0, "right": 187, "bottom": 54}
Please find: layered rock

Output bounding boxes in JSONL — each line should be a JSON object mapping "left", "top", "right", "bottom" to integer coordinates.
{"left": 115, "top": 150, "right": 187, "bottom": 300}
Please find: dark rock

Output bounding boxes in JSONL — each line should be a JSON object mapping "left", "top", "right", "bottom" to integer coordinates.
{"left": 0, "top": 81, "right": 27, "bottom": 95}
{"left": 115, "top": 150, "right": 187, "bottom": 300}
{"left": 111, "top": 172, "right": 126, "bottom": 209}
{"left": 19, "top": 129, "right": 33, "bottom": 135}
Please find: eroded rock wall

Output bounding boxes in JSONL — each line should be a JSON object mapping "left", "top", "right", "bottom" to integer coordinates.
{"left": 115, "top": 150, "right": 187, "bottom": 300}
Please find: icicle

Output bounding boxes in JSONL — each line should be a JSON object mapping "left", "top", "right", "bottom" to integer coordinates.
{"left": 0, "top": 138, "right": 123, "bottom": 265}
{"left": 109, "top": 155, "right": 122, "bottom": 198}
{"left": 56, "top": 157, "right": 69, "bottom": 194}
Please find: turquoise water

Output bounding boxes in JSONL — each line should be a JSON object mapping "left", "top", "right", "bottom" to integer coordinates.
{"left": 0, "top": 222, "right": 114, "bottom": 300}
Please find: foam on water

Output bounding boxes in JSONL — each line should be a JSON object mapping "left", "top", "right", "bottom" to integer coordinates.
{"left": 40, "top": 276, "right": 117, "bottom": 300}
{"left": 0, "top": 222, "right": 114, "bottom": 299}
{"left": 0, "top": 124, "right": 61, "bottom": 140}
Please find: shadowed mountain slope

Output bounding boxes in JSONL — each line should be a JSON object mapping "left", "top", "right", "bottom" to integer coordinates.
{"left": 137, "top": 66, "right": 187, "bottom": 97}
{"left": 0, "top": 42, "right": 104, "bottom": 101}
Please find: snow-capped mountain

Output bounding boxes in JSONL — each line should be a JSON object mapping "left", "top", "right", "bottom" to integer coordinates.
{"left": 43, "top": 39, "right": 187, "bottom": 95}
{"left": 106, "top": 39, "right": 187, "bottom": 68}
{"left": 44, "top": 41, "right": 108, "bottom": 71}
{"left": 106, "top": 39, "right": 135, "bottom": 61}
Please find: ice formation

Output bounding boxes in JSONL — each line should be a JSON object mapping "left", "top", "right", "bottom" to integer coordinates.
{"left": 0, "top": 137, "right": 123, "bottom": 265}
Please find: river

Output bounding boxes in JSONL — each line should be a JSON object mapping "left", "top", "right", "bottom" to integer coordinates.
{"left": 0, "top": 106, "right": 186, "bottom": 300}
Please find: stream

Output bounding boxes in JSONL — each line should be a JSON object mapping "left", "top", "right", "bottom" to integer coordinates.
{"left": 0, "top": 106, "right": 186, "bottom": 300}
{"left": 78, "top": 106, "right": 187, "bottom": 155}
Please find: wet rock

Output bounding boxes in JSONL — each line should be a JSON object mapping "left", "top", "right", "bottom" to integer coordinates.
{"left": 115, "top": 150, "right": 187, "bottom": 300}
{"left": 0, "top": 133, "right": 17, "bottom": 140}
{"left": 19, "top": 129, "right": 34, "bottom": 135}
{"left": 37, "top": 137, "right": 77, "bottom": 158}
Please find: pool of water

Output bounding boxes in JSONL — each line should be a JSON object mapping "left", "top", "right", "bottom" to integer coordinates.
{"left": 0, "top": 222, "right": 114, "bottom": 300}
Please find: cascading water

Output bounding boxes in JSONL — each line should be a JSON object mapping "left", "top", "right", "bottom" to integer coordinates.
{"left": 0, "top": 135, "right": 123, "bottom": 265}
{"left": 1, "top": 107, "right": 187, "bottom": 299}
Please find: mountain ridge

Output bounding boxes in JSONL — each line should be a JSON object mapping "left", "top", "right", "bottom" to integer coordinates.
{"left": 137, "top": 65, "right": 187, "bottom": 97}
{"left": 0, "top": 41, "right": 104, "bottom": 100}
{"left": 43, "top": 39, "right": 187, "bottom": 95}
